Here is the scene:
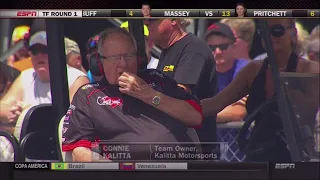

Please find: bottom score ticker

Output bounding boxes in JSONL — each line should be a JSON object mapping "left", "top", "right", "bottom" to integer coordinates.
{"left": 13, "top": 162, "right": 268, "bottom": 171}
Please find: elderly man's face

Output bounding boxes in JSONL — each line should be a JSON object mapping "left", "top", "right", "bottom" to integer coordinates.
{"left": 100, "top": 33, "right": 138, "bottom": 85}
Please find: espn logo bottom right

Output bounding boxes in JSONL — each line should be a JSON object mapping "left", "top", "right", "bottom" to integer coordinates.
{"left": 275, "top": 163, "right": 295, "bottom": 169}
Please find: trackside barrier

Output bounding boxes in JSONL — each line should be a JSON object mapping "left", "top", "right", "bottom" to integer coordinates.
{"left": 0, "top": 131, "right": 22, "bottom": 162}
{"left": 217, "top": 122, "right": 253, "bottom": 162}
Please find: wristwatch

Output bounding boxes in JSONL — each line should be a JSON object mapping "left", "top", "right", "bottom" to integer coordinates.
{"left": 152, "top": 92, "right": 161, "bottom": 106}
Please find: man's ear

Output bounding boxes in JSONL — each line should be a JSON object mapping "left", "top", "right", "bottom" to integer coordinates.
{"left": 235, "top": 39, "right": 248, "bottom": 50}
{"left": 230, "top": 44, "right": 237, "bottom": 55}
{"left": 230, "top": 42, "right": 236, "bottom": 49}
{"left": 76, "top": 55, "right": 82, "bottom": 66}
{"left": 86, "top": 54, "right": 90, "bottom": 62}
{"left": 308, "top": 53, "right": 316, "bottom": 61}
{"left": 171, "top": 19, "right": 178, "bottom": 26}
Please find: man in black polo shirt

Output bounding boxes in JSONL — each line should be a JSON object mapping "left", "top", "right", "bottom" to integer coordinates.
{"left": 62, "top": 27, "right": 204, "bottom": 162}
{"left": 148, "top": 19, "right": 217, "bottom": 152}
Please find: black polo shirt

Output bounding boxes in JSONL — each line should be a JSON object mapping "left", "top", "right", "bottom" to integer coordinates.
{"left": 62, "top": 70, "right": 202, "bottom": 161}
{"left": 156, "top": 33, "right": 217, "bottom": 150}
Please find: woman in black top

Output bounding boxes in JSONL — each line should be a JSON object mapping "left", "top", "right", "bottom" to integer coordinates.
{"left": 201, "top": 19, "right": 319, "bottom": 162}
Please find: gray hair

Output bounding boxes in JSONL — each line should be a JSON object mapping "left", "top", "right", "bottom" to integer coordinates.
{"left": 97, "top": 27, "right": 138, "bottom": 54}
{"left": 179, "top": 19, "right": 193, "bottom": 31}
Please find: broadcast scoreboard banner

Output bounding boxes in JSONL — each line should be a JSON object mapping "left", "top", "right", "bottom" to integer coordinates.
{"left": 0, "top": 9, "right": 319, "bottom": 18}
{"left": 13, "top": 162, "right": 269, "bottom": 171}
{"left": 9, "top": 162, "right": 319, "bottom": 179}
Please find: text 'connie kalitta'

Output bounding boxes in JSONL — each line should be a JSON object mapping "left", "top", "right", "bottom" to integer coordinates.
{"left": 94, "top": 143, "right": 221, "bottom": 161}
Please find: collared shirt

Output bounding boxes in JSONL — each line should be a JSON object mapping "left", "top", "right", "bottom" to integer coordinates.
{"left": 147, "top": 56, "right": 159, "bottom": 69}
{"left": 62, "top": 70, "right": 202, "bottom": 161}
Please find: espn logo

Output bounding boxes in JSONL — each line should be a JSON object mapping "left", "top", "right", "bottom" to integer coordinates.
{"left": 17, "top": 10, "right": 37, "bottom": 17}
{"left": 275, "top": 163, "right": 295, "bottom": 169}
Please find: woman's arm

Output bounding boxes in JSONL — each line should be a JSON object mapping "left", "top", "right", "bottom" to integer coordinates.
{"left": 69, "top": 76, "right": 90, "bottom": 102}
{"left": 6, "top": 55, "right": 15, "bottom": 67}
{"left": 201, "top": 62, "right": 255, "bottom": 117}
{"left": 217, "top": 95, "right": 248, "bottom": 123}
{"left": 72, "top": 147, "right": 111, "bottom": 162}
{"left": 288, "top": 60, "right": 320, "bottom": 127}
{"left": 217, "top": 105, "right": 247, "bottom": 123}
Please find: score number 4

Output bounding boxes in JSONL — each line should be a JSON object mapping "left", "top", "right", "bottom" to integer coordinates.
{"left": 129, "top": 11, "right": 133, "bottom": 16}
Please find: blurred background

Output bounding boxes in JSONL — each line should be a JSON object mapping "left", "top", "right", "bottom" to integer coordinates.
{"left": 1, "top": 18, "right": 318, "bottom": 70}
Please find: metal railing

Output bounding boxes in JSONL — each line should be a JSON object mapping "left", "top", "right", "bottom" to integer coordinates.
{"left": 0, "top": 131, "right": 22, "bottom": 162}
{"left": 217, "top": 121, "right": 253, "bottom": 162}
{"left": 217, "top": 121, "right": 254, "bottom": 129}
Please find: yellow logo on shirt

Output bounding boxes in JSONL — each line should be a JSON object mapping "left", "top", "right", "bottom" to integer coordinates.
{"left": 163, "top": 65, "right": 174, "bottom": 72}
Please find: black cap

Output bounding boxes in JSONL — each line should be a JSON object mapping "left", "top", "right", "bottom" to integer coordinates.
{"left": 204, "top": 23, "right": 236, "bottom": 42}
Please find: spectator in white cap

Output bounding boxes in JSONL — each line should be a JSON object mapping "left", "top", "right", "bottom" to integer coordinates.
{"left": 0, "top": 31, "right": 89, "bottom": 133}
{"left": 65, "top": 38, "right": 87, "bottom": 74}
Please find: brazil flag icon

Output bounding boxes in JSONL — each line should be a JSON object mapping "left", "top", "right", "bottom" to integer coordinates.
{"left": 51, "top": 163, "right": 67, "bottom": 170}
